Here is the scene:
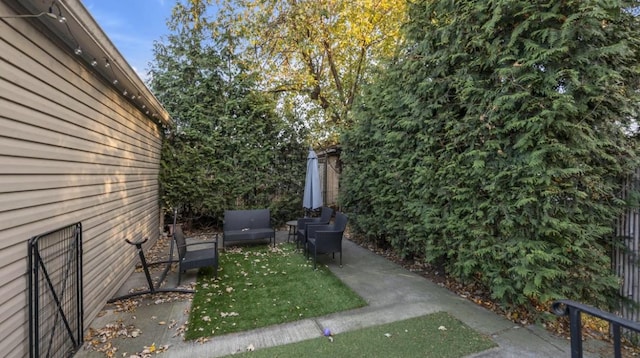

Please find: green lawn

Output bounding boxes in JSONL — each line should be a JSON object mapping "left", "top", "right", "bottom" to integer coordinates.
{"left": 228, "top": 311, "right": 497, "bottom": 357}
{"left": 186, "top": 243, "right": 367, "bottom": 340}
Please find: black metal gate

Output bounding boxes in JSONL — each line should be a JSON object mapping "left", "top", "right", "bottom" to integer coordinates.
{"left": 28, "top": 222, "right": 83, "bottom": 358}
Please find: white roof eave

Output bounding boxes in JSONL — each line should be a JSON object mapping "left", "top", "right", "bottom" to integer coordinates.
{"left": 14, "top": 0, "right": 172, "bottom": 127}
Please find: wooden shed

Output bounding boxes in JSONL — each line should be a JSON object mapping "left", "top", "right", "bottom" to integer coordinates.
{"left": 317, "top": 146, "right": 341, "bottom": 209}
{"left": 0, "top": 0, "right": 171, "bottom": 356}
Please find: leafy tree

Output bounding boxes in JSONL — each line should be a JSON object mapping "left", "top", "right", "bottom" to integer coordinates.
{"left": 149, "top": 0, "right": 308, "bottom": 224}
{"left": 342, "top": 0, "right": 640, "bottom": 312}
{"left": 213, "top": 0, "right": 407, "bottom": 144}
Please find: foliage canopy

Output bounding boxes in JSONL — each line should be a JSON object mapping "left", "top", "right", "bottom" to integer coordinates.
{"left": 149, "top": 0, "right": 308, "bottom": 224}
{"left": 213, "top": 0, "right": 407, "bottom": 144}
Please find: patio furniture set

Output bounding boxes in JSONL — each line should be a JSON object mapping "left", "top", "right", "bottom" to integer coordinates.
{"left": 115, "top": 207, "right": 347, "bottom": 302}
{"left": 294, "top": 206, "right": 349, "bottom": 269}
{"left": 171, "top": 207, "right": 347, "bottom": 282}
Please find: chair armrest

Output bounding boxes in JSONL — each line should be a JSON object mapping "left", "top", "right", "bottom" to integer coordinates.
{"left": 184, "top": 233, "right": 219, "bottom": 249}
{"left": 185, "top": 232, "right": 218, "bottom": 239}
{"left": 187, "top": 240, "right": 218, "bottom": 248}
{"left": 310, "top": 230, "right": 343, "bottom": 252}
{"left": 315, "top": 230, "right": 343, "bottom": 239}
{"left": 306, "top": 224, "right": 334, "bottom": 239}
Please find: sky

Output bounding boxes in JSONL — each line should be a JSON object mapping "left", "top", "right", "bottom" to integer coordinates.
{"left": 81, "top": 0, "right": 175, "bottom": 82}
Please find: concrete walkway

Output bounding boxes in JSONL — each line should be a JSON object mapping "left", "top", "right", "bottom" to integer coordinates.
{"left": 75, "top": 231, "right": 607, "bottom": 357}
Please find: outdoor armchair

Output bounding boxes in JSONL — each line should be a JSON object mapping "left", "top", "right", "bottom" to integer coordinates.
{"left": 306, "top": 212, "right": 348, "bottom": 269}
{"left": 296, "top": 206, "right": 334, "bottom": 250}
{"left": 173, "top": 225, "right": 218, "bottom": 284}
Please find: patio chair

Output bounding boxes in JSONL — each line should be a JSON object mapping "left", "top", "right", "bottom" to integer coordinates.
{"left": 173, "top": 225, "right": 219, "bottom": 284}
{"left": 306, "top": 212, "right": 348, "bottom": 269}
{"left": 296, "top": 206, "right": 334, "bottom": 250}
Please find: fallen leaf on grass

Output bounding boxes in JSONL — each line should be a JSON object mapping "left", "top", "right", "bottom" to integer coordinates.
{"left": 220, "top": 312, "right": 239, "bottom": 318}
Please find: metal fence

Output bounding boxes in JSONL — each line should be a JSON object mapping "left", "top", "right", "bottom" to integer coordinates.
{"left": 613, "top": 169, "right": 640, "bottom": 325}
{"left": 28, "top": 222, "right": 83, "bottom": 358}
{"left": 553, "top": 299, "right": 640, "bottom": 358}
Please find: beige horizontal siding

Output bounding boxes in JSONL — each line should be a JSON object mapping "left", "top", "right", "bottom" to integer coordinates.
{"left": 0, "top": 26, "right": 161, "bottom": 146}
{"left": 0, "top": 174, "right": 158, "bottom": 192}
{"left": 0, "top": 110, "right": 158, "bottom": 164}
{"left": 0, "top": 156, "right": 160, "bottom": 175}
{"left": 0, "top": 282, "right": 24, "bottom": 324}
{"left": 0, "top": 2, "right": 165, "bottom": 356}
{"left": 83, "top": 199, "right": 161, "bottom": 310}
{"left": 0, "top": 181, "right": 157, "bottom": 231}
{"left": 0, "top": 259, "right": 25, "bottom": 290}
{"left": 0, "top": 174, "right": 156, "bottom": 207}
{"left": 0, "top": 70, "right": 160, "bottom": 158}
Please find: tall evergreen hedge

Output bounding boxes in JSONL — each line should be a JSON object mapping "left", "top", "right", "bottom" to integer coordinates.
{"left": 150, "top": 6, "right": 308, "bottom": 225}
{"left": 341, "top": 0, "right": 640, "bottom": 310}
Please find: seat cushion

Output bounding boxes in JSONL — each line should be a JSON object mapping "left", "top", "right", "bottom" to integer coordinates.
{"left": 224, "top": 228, "right": 274, "bottom": 241}
{"left": 182, "top": 249, "right": 217, "bottom": 271}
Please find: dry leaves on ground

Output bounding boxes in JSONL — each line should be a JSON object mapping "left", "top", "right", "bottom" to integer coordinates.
{"left": 83, "top": 321, "right": 141, "bottom": 357}
{"left": 349, "top": 234, "right": 640, "bottom": 356}
{"left": 84, "top": 289, "right": 193, "bottom": 356}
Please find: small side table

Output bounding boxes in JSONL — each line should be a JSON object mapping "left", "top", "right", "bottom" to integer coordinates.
{"left": 286, "top": 220, "right": 297, "bottom": 243}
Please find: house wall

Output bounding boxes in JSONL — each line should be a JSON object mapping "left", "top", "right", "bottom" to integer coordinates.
{"left": 0, "top": 3, "right": 163, "bottom": 357}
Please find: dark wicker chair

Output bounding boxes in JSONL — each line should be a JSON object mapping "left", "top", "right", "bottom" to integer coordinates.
{"left": 296, "top": 206, "right": 334, "bottom": 250}
{"left": 306, "top": 212, "right": 348, "bottom": 269}
{"left": 173, "top": 226, "right": 218, "bottom": 284}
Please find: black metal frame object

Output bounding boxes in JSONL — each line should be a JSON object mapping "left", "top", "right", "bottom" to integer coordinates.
{"left": 552, "top": 299, "right": 640, "bottom": 358}
{"left": 107, "top": 209, "right": 193, "bottom": 302}
{"left": 28, "top": 222, "right": 83, "bottom": 358}
{"left": 107, "top": 237, "right": 194, "bottom": 303}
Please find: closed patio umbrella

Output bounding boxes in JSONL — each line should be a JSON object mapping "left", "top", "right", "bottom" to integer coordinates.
{"left": 303, "top": 148, "right": 323, "bottom": 214}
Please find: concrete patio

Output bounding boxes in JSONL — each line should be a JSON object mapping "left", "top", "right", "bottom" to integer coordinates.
{"left": 74, "top": 230, "right": 611, "bottom": 357}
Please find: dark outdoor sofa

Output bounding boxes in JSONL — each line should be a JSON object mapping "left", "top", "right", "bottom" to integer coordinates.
{"left": 222, "top": 209, "right": 275, "bottom": 248}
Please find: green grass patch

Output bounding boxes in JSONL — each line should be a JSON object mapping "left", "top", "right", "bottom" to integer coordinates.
{"left": 186, "top": 243, "right": 367, "bottom": 340}
{"left": 228, "top": 311, "right": 496, "bottom": 357}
